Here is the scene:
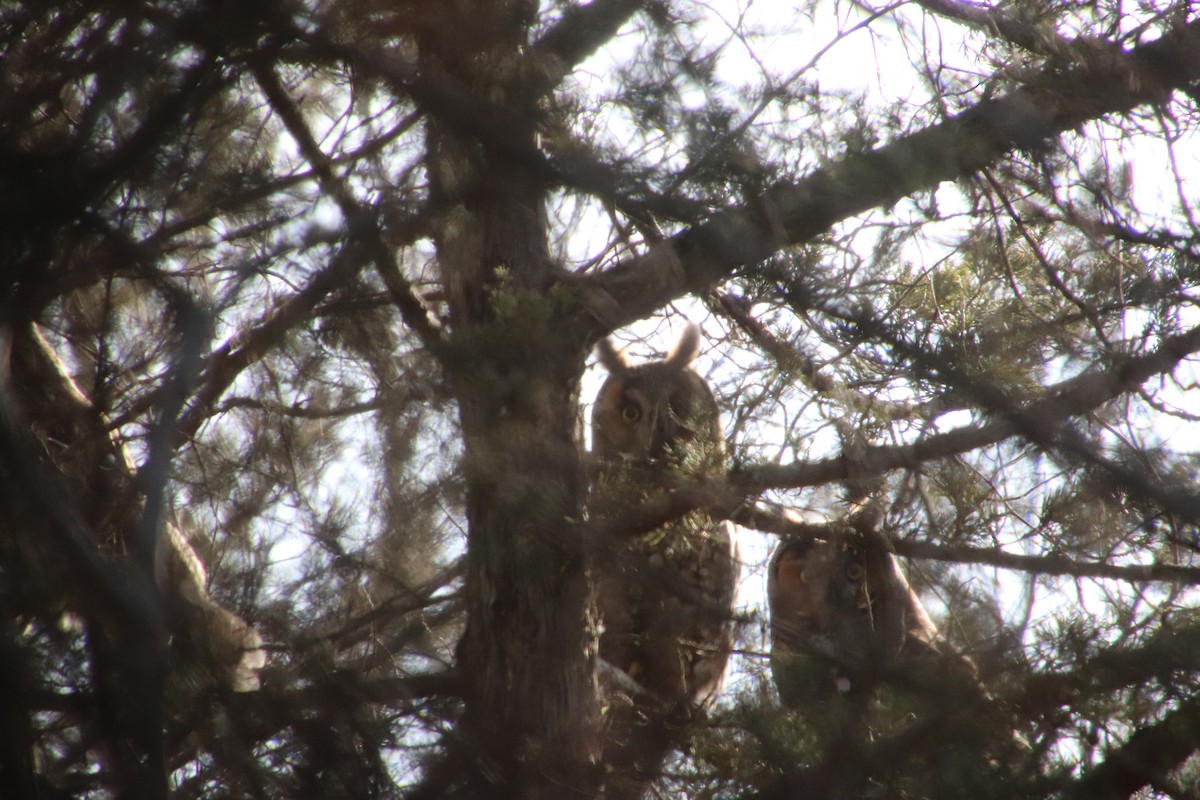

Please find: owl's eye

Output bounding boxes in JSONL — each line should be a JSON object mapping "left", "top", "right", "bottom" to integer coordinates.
{"left": 621, "top": 402, "right": 641, "bottom": 422}
{"left": 844, "top": 560, "right": 865, "bottom": 582}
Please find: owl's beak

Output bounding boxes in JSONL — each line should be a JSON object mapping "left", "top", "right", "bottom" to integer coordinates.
{"left": 649, "top": 416, "right": 694, "bottom": 463}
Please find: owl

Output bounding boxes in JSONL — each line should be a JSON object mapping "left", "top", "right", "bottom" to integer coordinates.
{"left": 767, "top": 531, "right": 1029, "bottom": 796}
{"left": 590, "top": 325, "right": 739, "bottom": 800}
{"left": 767, "top": 531, "right": 984, "bottom": 711}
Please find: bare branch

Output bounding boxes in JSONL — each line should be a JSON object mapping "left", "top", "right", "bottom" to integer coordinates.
{"left": 250, "top": 61, "right": 444, "bottom": 347}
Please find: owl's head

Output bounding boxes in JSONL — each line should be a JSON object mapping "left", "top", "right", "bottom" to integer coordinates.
{"left": 768, "top": 538, "right": 871, "bottom": 634}
{"left": 591, "top": 325, "right": 723, "bottom": 472}
{"left": 768, "top": 537, "right": 879, "bottom": 704}
{"left": 769, "top": 533, "right": 942, "bottom": 669}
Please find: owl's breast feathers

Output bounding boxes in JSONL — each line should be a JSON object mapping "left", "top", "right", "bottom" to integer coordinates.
{"left": 596, "top": 513, "right": 738, "bottom": 708}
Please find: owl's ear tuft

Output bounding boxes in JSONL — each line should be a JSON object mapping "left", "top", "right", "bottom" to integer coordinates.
{"left": 598, "top": 339, "right": 630, "bottom": 373}
{"left": 665, "top": 324, "right": 701, "bottom": 369}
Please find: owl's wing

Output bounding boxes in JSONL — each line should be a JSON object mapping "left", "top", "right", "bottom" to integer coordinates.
{"left": 686, "top": 520, "right": 739, "bottom": 706}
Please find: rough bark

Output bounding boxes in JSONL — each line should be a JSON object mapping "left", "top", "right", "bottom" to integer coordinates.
{"left": 419, "top": 2, "right": 602, "bottom": 795}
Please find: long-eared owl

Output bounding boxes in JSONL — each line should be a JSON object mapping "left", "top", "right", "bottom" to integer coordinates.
{"left": 767, "top": 532, "right": 982, "bottom": 710}
{"left": 590, "top": 325, "right": 739, "bottom": 799}
{"left": 767, "top": 528, "right": 1026, "bottom": 797}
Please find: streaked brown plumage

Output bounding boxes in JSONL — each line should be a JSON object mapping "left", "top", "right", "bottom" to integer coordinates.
{"left": 768, "top": 531, "right": 1026, "bottom": 796}
{"left": 768, "top": 529, "right": 988, "bottom": 713}
{"left": 767, "top": 535, "right": 937, "bottom": 708}
{"left": 591, "top": 325, "right": 738, "bottom": 800}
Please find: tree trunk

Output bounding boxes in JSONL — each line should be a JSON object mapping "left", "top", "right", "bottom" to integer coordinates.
{"left": 420, "top": 2, "right": 602, "bottom": 795}
{"left": 454, "top": 369, "right": 600, "bottom": 797}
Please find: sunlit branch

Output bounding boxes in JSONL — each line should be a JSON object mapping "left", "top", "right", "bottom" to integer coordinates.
{"left": 527, "top": 0, "right": 645, "bottom": 97}
{"left": 910, "top": 0, "right": 1094, "bottom": 59}
{"left": 0, "top": 336, "right": 154, "bottom": 631}
{"left": 578, "top": 19, "right": 1200, "bottom": 338}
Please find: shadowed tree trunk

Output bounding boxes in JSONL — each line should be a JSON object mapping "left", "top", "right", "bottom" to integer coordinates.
{"left": 418, "top": 2, "right": 602, "bottom": 793}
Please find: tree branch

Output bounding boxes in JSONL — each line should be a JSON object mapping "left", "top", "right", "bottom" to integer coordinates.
{"left": 911, "top": 0, "right": 1088, "bottom": 59}
{"left": 892, "top": 539, "right": 1200, "bottom": 584}
{"left": 250, "top": 61, "right": 443, "bottom": 348}
{"left": 527, "top": 0, "right": 645, "bottom": 96}
{"left": 587, "top": 321, "right": 1200, "bottom": 546}
{"left": 1064, "top": 699, "right": 1200, "bottom": 800}
{"left": 739, "top": 321, "right": 1200, "bottom": 490}
{"left": 576, "top": 19, "right": 1200, "bottom": 338}
{"left": 713, "top": 290, "right": 940, "bottom": 420}
{"left": 735, "top": 505, "right": 1200, "bottom": 584}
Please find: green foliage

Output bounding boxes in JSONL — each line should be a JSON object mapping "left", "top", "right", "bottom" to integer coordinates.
{"left": 2, "top": 1, "right": 1200, "bottom": 798}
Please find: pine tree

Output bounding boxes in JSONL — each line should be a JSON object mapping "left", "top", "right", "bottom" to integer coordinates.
{"left": 1, "top": 2, "right": 1199, "bottom": 798}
